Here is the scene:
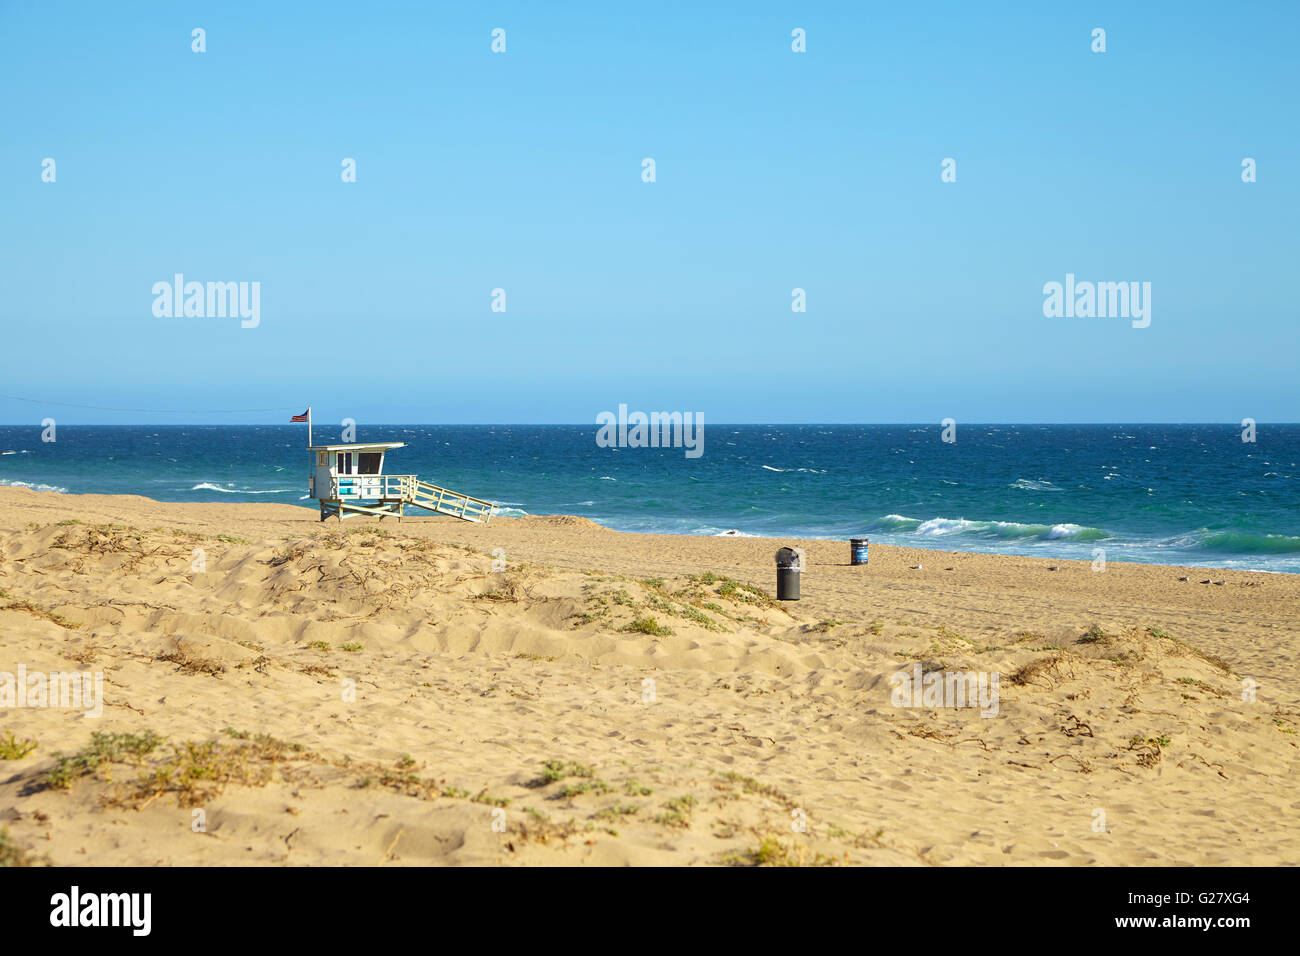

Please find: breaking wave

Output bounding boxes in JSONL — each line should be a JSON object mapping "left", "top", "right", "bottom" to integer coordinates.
{"left": 868, "top": 515, "right": 1300, "bottom": 557}
{"left": 867, "top": 514, "right": 1107, "bottom": 542}
{"left": 191, "top": 482, "right": 293, "bottom": 495}
{"left": 1170, "top": 529, "right": 1300, "bottom": 555}
{"left": 1009, "top": 478, "right": 1062, "bottom": 492}
{"left": 0, "top": 478, "right": 68, "bottom": 493}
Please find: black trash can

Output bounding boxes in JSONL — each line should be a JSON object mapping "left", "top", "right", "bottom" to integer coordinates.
{"left": 775, "top": 547, "right": 802, "bottom": 601}
{"left": 850, "top": 537, "right": 869, "bottom": 565}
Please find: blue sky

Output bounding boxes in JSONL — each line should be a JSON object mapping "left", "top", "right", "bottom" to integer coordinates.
{"left": 2, "top": 1, "right": 1296, "bottom": 424}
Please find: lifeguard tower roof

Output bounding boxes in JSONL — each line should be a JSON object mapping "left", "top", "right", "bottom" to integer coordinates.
{"left": 307, "top": 442, "right": 406, "bottom": 452}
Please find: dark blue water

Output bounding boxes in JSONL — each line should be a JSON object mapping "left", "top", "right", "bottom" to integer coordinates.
{"left": 2, "top": 424, "right": 1298, "bottom": 572}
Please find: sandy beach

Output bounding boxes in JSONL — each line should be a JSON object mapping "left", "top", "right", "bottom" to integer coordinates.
{"left": 1, "top": 485, "right": 1297, "bottom": 866}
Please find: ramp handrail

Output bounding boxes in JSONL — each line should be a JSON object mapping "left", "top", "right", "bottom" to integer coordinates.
{"left": 412, "top": 479, "right": 494, "bottom": 522}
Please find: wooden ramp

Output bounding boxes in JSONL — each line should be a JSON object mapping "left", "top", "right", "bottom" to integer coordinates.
{"left": 405, "top": 479, "right": 494, "bottom": 522}
{"left": 319, "top": 474, "right": 493, "bottom": 523}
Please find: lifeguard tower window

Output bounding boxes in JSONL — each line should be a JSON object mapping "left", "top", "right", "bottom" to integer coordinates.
{"left": 336, "top": 452, "right": 353, "bottom": 474}
{"left": 358, "top": 453, "right": 382, "bottom": 475}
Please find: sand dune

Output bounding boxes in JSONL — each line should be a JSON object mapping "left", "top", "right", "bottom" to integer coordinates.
{"left": 0, "top": 486, "right": 1297, "bottom": 866}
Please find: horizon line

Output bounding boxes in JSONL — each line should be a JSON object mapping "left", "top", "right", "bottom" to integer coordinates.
{"left": 1, "top": 421, "right": 1294, "bottom": 428}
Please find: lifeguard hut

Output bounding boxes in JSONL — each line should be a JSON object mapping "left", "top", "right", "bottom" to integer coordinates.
{"left": 308, "top": 441, "right": 493, "bottom": 523}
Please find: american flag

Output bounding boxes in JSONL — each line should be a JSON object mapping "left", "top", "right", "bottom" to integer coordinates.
{"left": 290, "top": 409, "right": 309, "bottom": 422}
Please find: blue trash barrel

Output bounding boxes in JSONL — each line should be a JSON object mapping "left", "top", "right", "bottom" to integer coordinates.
{"left": 850, "top": 538, "right": 869, "bottom": 565}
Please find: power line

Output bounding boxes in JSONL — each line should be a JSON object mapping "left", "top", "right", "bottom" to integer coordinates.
{"left": 0, "top": 394, "right": 301, "bottom": 414}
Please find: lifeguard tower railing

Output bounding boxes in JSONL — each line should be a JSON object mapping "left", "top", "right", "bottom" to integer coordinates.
{"left": 326, "top": 473, "right": 494, "bottom": 523}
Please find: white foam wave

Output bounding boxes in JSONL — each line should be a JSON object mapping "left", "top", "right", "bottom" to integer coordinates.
{"left": 0, "top": 479, "right": 68, "bottom": 493}
{"left": 1045, "top": 523, "right": 1085, "bottom": 539}
{"left": 915, "top": 518, "right": 973, "bottom": 536}
{"left": 872, "top": 514, "right": 1106, "bottom": 543}
{"left": 1010, "top": 478, "right": 1061, "bottom": 492}
{"left": 191, "top": 483, "right": 293, "bottom": 495}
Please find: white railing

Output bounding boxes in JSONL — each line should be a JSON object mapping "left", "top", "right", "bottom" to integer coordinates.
{"left": 412, "top": 479, "right": 494, "bottom": 522}
{"left": 330, "top": 474, "right": 416, "bottom": 500}
{"left": 326, "top": 474, "right": 494, "bottom": 523}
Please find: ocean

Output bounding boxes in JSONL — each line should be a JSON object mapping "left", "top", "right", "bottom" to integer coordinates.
{"left": 2, "top": 424, "right": 1298, "bottom": 573}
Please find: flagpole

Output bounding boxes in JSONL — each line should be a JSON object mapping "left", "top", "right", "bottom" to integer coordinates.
{"left": 304, "top": 406, "right": 314, "bottom": 500}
